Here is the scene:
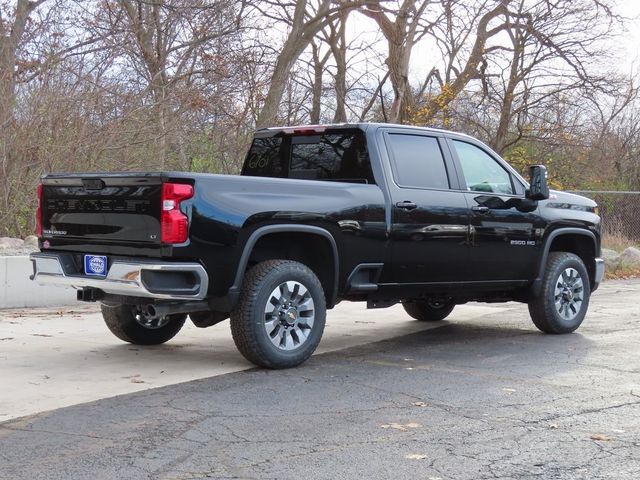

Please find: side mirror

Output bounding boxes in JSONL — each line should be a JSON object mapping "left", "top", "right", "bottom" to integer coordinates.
{"left": 526, "top": 165, "right": 549, "bottom": 200}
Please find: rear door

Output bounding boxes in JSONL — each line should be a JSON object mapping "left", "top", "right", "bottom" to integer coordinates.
{"left": 381, "top": 129, "right": 470, "bottom": 284}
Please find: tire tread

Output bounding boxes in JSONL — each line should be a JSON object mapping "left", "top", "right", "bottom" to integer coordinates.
{"left": 528, "top": 252, "right": 590, "bottom": 334}
{"left": 230, "top": 259, "right": 325, "bottom": 369}
{"left": 101, "top": 304, "right": 186, "bottom": 345}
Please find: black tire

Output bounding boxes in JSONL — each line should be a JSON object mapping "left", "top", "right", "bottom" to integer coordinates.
{"left": 402, "top": 299, "right": 455, "bottom": 322}
{"left": 230, "top": 259, "right": 326, "bottom": 369}
{"left": 528, "top": 252, "right": 591, "bottom": 334}
{"left": 101, "top": 303, "right": 186, "bottom": 345}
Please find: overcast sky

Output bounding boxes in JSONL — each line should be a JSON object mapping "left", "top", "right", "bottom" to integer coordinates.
{"left": 616, "top": 0, "right": 640, "bottom": 75}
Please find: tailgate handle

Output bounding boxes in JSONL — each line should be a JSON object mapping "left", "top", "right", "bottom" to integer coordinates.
{"left": 82, "top": 179, "right": 105, "bottom": 190}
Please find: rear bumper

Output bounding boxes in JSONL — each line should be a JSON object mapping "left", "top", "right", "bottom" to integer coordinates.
{"left": 593, "top": 257, "right": 605, "bottom": 292}
{"left": 30, "top": 252, "right": 209, "bottom": 300}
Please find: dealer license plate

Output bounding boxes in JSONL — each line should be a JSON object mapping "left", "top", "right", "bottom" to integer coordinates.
{"left": 84, "top": 255, "right": 108, "bottom": 276}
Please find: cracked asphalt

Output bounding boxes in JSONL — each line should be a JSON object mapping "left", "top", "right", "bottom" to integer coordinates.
{"left": 1, "top": 280, "right": 639, "bottom": 480}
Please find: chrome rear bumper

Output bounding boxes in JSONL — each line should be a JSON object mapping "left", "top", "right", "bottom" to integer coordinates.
{"left": 30, "top": 252, "right": 209, "bottom": 300}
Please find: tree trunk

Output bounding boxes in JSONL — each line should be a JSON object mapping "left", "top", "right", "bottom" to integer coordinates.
{"left": 386, "top": 39, "right": 413, "bottom": 123}
{"left": 492, "top": 39, "right": 522, "bottom": 154}
{"left": 331, "top": 14, "right": 348, "bottom": 123}
{"left": 256, "top": 40, "right": 303, "bottom": 128}
{"left": 310, "top": 43, "right": 324, "bottom": 124}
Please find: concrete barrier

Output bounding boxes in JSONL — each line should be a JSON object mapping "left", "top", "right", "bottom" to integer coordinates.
{"left": 0, "top": 256, "right": 77, "bottom": 309}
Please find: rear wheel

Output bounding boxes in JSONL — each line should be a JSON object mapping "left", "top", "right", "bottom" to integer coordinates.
{"left": 230, "top": 259, "right": 326, "bottom": 369}
{"left": 528, "top": 252, "right": 591, "bottom": 334}
{"left": 101, "top": 303, "right": 186, "bottom": 345}
{"left": 402, "top": 299, "right": 455, "bottom": 322}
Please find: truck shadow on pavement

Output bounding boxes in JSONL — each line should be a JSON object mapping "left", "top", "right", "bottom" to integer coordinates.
{"left": 315, "top": 321, "right": 595, "bottom": 381}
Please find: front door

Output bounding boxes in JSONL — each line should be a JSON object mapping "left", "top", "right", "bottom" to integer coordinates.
{"left": 382, "top": 131, "right": 470, "bottom": 284}
{"left": 447, "top": 138, "right": 544, "bottom": 281}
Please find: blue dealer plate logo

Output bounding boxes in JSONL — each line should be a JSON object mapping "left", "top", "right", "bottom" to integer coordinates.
{"left": 84, "top": 255, "right": 107, "bottom": 276}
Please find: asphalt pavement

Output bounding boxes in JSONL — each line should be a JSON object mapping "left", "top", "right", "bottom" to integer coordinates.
{"left": 1, "top": 280, "right": 639, "bottom": 480}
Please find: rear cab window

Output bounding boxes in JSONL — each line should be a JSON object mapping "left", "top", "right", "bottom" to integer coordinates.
{"left": 242, "top": 130, "right": 375, "bottom": 184}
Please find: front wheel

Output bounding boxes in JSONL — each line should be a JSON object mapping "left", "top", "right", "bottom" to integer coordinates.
{"left": 402, "top": 299, "right": 455, "bottom": 322}
{"left": 101, "top": 303, "right": 186, "bottom": 345}
{"left": 230, "top": 259, "right": 326, "bottom": 369}
{"left": 528, "top": 252, "right": 591, "bottom": 334}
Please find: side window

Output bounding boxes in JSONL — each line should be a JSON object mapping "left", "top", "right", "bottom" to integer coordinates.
{"left": 387, "top": 134, "right": 450, "bottom": 189}
{"left": 242, "top": 137, "right": 285, "bottom": 178}
{"left": 452, "top": 140, "right": 514, "bottom": 195}
{"left": 290, "top": 132, "right": 374, "bottom": 184}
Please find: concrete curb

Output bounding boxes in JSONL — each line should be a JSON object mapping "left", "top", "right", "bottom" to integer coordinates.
{"left": 0, "top": 256, "right": 76, "bottom": 309}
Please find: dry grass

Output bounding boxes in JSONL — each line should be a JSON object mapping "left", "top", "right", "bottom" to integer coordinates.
{"left": 602, "top": 217, "right": 638, "bottom": 253}
{"left": 605, "top": 265, "right": 640, "bottom": 280}
{"left": 601, "top": 219, "right": 640, "bottom": 279}
{"left": 602, "top": 232, "right": 638, "bottom": 254}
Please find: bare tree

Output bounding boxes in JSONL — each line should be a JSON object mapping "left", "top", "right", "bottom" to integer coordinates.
{"left": 414, "top": 0, "right": 514, "bottom": 124}
{"left": 253, "top": 0, "right": 366, "bottom": 128}
{"left": 0, "top": 0, "right": 47, "bottom": 127}
{"left": 97, "top": 0, "right": 244, "bottom": 167}
{"left": 359, "top": 0, "right": 436, "bottom": 123}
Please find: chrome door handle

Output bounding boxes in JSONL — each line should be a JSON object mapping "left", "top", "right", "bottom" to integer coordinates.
{"left": 471, "top": 206, "right": 490, "bottom": 214}
{"left": 396, "top": 201, "right": 417, "bottom": 211}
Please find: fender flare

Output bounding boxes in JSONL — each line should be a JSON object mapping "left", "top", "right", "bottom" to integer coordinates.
{"left": 531, "top": 227, "right": 598, "bottom": 296}
{"left": 227, "top": 224, "right": 340, "bottom": 307}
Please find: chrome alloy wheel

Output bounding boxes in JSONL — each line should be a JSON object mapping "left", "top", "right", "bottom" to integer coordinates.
{"left": 264, "top": 281, "right": 315, "bottom": 351}
{"left": 132, "top": 305, "right": 171, "bottom": 330}
{"left": 554, "top": 267, "right": 584, "bottom": 321}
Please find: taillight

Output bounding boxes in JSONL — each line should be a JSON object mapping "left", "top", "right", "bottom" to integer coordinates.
{"left": 36, "top": 183, "right": 43, "bottom": 236}
{"left": 161, "top": 182, "right": 193, "bottom": 244}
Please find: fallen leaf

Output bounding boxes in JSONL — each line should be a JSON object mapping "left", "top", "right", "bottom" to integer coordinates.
{"left": 130, "top": 378, "right": 145, "bottom": 384}
{"left": 405, "top": 454, "right": 427, "bottom": 460}
{"left": 382, "top": 423, "right": 407, "bottom": 431}
{"left": 590, "top": 434, "right": 611, "bottom": 441}
{"left": 413, "top": 401, "right": 427, "bottom": 407}
{"left": 381, "top": 422, "right": 421, "bottom": 431}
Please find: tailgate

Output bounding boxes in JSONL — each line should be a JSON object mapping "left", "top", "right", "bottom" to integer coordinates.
{"left": 41, "top": 174, "right": 163, "bottom": 245}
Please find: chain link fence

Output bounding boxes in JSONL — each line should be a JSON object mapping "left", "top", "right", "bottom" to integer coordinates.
{"left": 569, "top": 191, "right": 640, "bottom": 249}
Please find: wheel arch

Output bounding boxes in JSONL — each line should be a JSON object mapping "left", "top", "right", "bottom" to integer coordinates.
{"left": 229, "top": 225, "right": 340, "bottom": 308}
{"left": 531, "top": 228, "right": 598, "bottom": 296}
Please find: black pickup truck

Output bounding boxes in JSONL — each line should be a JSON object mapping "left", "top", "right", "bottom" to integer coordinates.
{"left": 31, "top": 123, "right": 604, "bottom": 368}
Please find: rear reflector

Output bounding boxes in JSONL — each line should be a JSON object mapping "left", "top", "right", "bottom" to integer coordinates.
{"left": 161, "top": 182, "right": 193, "bottom": 244}
{"left": 36, "top": 183, "right": 43, "bottom": 236}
